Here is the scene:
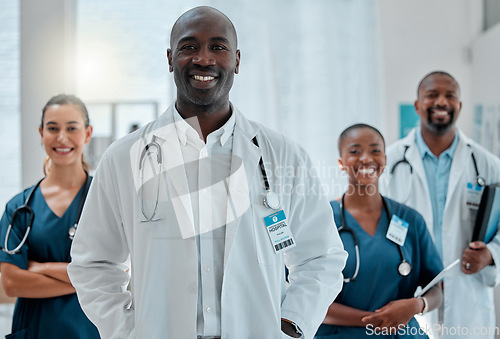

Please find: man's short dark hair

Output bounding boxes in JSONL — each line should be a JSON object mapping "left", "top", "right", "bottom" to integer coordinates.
{"left": 417, "top": 71, "right": 460, "bottom": 98}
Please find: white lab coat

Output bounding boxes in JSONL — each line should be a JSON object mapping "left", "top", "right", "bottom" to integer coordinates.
{"left": 68, "top": 104, "right": 347, "bottom": 339}
{"left": 380, "top": 128, "right": 500, "bottom": 339}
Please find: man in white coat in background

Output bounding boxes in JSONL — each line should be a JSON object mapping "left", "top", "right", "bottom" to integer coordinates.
{"left": 381, "top": 71, "right": 500, "bottom": 338}
{"left": 68, "top": 6, "right": 347, "bottom": 339}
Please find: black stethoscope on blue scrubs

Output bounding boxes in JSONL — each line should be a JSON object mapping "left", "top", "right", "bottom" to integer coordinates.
{"left": 338, "top": 194, "right": 412, "bottom": 283}
{"left": 0, "top": 171, "right": 91, "bottom": 255}
{"left": 390, "top": 144, "right": 486, "bottom": 187}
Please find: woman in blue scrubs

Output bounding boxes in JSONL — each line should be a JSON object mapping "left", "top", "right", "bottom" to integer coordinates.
{"left": 0, "top": 95, "right": 100, "bottom": 338}
{"left": 315, "top": 124, "right": 443, "bottom": 339}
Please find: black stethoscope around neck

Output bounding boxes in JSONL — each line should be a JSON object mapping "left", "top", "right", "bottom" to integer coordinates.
{"left": 0, "top": 171, "right": 91, "bottom": 255}
{"left": 339, "top": 194, "right": 412, "bottom": 283}
{"left": 253, "top": 136, "right": 280, "bottom": 210}
{"left": 390, "top": 144, "right": 486, "bottom": 187}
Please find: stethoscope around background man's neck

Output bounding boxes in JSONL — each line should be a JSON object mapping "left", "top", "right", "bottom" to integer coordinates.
{"left": 389, "top": 143, "right": 486, "bottom": 202}
{"left": 338, "top": 194, "right": 412, "bottom": 283}
{"left": 0, "top": 171, "right": 91, "bottom": 255}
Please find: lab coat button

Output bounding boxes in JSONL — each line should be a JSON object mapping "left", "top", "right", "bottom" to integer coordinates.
{"left": 204, "top": 266, "right": 211, "bottom": 272}
{"left": 206, "top": 307, "right": 212, "bottom": 313}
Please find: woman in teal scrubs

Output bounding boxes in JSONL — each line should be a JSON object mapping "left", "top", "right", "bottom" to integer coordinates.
{"left": 0, "top": 95, "right": 100, "bottom": 338}
{"left": 315, "top": 124, "right": 443, "bottom": 339}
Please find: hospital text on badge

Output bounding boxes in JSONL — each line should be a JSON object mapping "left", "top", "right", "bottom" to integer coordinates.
{"left": 263, "top": 210, "right": 297, "bottom": 253}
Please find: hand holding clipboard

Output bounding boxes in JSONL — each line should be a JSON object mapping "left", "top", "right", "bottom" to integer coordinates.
{"left": 472, "top": 183, "right": 500, "bottom": 243}
{"left": 414, "top": 259, "right": 459, "bottom": 298}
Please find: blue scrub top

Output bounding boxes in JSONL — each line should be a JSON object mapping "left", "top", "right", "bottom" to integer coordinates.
{"left": 315, "top": 197, "right": 443, "bottom": 339}
{"left": 0, "top": 181, "right": 100, "bottom": 339}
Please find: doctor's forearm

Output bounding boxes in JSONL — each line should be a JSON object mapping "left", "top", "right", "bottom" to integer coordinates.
{"left": 322, "top": 302, "right": 373, "bottom": 327}
{"left": 1, "top": 262, "right": 75, "bottom": 298}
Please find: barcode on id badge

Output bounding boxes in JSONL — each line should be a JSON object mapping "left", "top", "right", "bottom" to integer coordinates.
{"left": 275, "top": 238, "right": 294, "bottom": 251}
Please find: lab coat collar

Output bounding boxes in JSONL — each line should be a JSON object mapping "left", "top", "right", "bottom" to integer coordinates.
{"left": 446, "top": 129, "right": 472, "bottom": 210}
{"left": 172, "top": 108, "right": 194, "bottom": 146}
{"left": 394, "top": 128, "right": 433, "bottom": 233}
{"left": 153, "top": 106, "right": 196, "bottom": 238}
{"left": 172, "top": 105, "right": 236, "bottom": 148}
{"left": 399, "top": 128, "right": 428, "bottom": 186}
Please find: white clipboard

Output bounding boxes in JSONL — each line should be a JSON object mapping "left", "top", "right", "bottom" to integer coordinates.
{"left": 414, "top": 259, "right": 460, "bottom": 298}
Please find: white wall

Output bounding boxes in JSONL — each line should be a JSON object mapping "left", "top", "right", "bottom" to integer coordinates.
{"left": 20, "top": 0, "right": 76, "bottom": 187}
{"left": 378, "top": 0, "right": 483, "bottom": 144}
{"left": 472, "top": 23, "right": 500, "bottom": 104}
{"left": 471, "top": 20, "right": 500, "bottom": 153}
{"left": 0, "top": 1, "right": 21, "bottom": 215}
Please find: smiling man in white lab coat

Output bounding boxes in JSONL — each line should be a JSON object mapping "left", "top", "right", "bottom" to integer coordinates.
{"left": 67, "top": 6, "right": 347, "bottom": 339}
{"left": 381, "top": 71, "right": 500, "bottom": 339}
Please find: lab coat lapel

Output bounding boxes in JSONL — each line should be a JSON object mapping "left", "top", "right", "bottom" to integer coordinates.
{"left": 404, "top": 130, "right": 434, "bottom": 231}
{"left": 404, "top": 131, "right": 429, "bottom": 195}
{"left": 446, "top": 133, "right": 470, "bottom": 210}
{"left": 223, "top": 110, "right": 260, "bottom": 270}
{"left": 150, "top": 109, "right": 195, "bottom": 239}
{"left": 406, "top": 139, "right": 429, "bottom": 194}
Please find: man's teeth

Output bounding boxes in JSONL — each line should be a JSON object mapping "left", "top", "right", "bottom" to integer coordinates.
{"left": 55, "top": 148, "right": 71, "bottom": 152}
{"left": 358, "top": 168, "right": 375, "bottom": 175}
{"left": 193, "top": 75, "right": 214, "bottom": 82}
{"left": 434, "top": 110, "right": 448, "bottom": 117}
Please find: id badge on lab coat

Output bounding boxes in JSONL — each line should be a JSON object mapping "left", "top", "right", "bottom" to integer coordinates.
{"left": 263, "top": 210, "right": 296, "bottom": 253}
{"left": 466, "top": 182, "right": 484, "bottom": 210}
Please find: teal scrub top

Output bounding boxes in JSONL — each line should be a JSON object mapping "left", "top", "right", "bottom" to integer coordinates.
{"left": 0, "top": 181, "right": 100, "bottom": 339}
{"left": 315, "top": 197, "right": 443, "bottom": 339}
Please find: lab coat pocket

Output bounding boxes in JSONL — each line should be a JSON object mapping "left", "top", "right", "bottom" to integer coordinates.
{"left": 137, "top": 199, "right": 168, "bottom": 224}
{"left": 136, "top": 199, "right": 184, "bottom": 239}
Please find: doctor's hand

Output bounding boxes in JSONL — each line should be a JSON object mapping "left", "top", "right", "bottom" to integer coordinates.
{"left": 361, "top": 298, "right": 421, "bottom": 332}
{"left": 280, "top": 319, "right": 301, "bottom": 338}
{"left": 462, "top": 241, "right": 493, "bottom": 274}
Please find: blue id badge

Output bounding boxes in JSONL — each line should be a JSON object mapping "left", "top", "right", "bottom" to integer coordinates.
{"left": 263, "top": 210, "right": 296, "bottom": 253}
{"left": 386, "top": 215, "right": 409, "bottom": 247}
{"left": 466, "top": 182, "right": 484, "bottom": 210}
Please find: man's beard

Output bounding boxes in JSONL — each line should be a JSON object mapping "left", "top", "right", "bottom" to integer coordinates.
{"left": 426, "top": 108, "right": 455, "bottom": 135}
